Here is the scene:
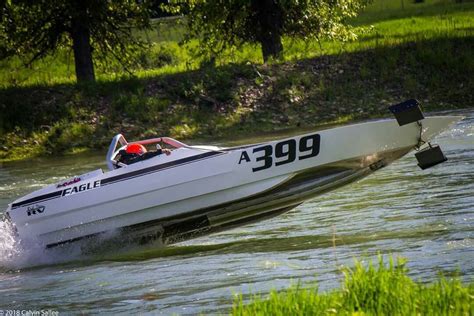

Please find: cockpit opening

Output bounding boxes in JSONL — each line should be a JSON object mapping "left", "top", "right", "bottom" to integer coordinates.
{"left": 106, "top": 134, "right": 188, "bottom": 170}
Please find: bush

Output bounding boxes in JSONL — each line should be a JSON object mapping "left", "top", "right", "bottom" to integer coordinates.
{"left": 232, "top": 256, "right": 474, "bottom": 315}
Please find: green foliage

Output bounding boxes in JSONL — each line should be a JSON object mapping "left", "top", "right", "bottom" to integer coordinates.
{"left": 0, "top": 128, "right": 46, "bottom": 161}
{"left": 112, "top": 90, "right": 170, "bottom": 123}
{"left": 1, "top": 0, "right": 472, "bottom": 88}
{"left": 0, "top": 0, "right": 153, "bottom": 80}
{"left": 0, "top": 85, "right": 75, "bottom": 133}
{"left": 165, "top": 0, "right": 371, "bottom": 61}
{"left": 0, "top": 0, "right": 472, "bottom": 162}
{"left": 232, "top": 256, "right": 474, "bottom": 315}
{"left": 138, "top": 43, "right": 179, "bottom": 69}
{"left": 1, "top": 33, "right": 472, "bottom": 161}
{"left": 45, "top": 121, "right": 96, "bottom": 154}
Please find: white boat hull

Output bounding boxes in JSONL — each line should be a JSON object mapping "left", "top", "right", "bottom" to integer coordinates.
{"left": 5, "top": 116, "right": 461, "bottom": 248}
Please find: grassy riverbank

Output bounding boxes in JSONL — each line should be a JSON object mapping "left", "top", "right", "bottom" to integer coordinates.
{"left": 0, "top": 0, "right": 473, "bottom": 162}
{"left": 232, "top": 257, "right": 474, "bottom": 315}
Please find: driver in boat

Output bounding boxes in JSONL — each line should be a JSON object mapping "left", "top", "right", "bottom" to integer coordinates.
{"left": 117, "top": 143, "right": 171, "bottom": 166}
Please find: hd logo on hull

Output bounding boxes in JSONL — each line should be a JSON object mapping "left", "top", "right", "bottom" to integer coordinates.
{"left": 27, "top": 205, "right": 45, "bottom": 216}
{"left": 62, "top": 180, "right": 101, "bottom": 197}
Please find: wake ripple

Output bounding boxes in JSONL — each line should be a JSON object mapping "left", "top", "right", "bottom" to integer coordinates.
{"left": 0, "top": 218, "right": 86, "bottom": 271}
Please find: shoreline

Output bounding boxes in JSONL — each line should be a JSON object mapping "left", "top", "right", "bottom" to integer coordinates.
{"left": 1, "top": 106, "right": 471, "bottom": 164}
{"left": 1, "top": 1, "right": 472, "bottom": 163}
{"left": 2, "top": 40, "right": 473, "bottom": 164}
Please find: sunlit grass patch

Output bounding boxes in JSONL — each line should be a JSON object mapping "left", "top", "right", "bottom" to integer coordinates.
{"left": 0, "top": 0, "right": 472, "bottom": 162}
{"left": 1, "top": 0, "right": 472, "bottom": 89}
{"left": 232, "top": 256, "right": 474, "bottom": 315}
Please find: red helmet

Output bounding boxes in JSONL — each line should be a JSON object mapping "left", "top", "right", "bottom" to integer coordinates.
{"left": 126, "top": 143, "right": 147, "bottom": 155}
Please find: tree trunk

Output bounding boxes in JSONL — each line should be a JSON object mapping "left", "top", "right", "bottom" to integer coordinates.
{"left": 70, "top": 17, "right": 95, "bottom": 83}
{"left": 251, "top": 0, "right": 283, "bottom": 62}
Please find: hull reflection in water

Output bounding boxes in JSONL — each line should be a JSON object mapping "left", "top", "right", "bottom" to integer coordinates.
{"left": 4, "top": 115, "right": 461, "bottom": 250}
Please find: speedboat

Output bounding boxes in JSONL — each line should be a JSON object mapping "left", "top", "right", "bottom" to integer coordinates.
{"left": 3, "top": 100, "right": 462, "bottom": 249}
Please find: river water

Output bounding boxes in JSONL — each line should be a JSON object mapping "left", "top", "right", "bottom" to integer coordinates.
{"left": 0, "top": 110, "right": 473, "bottom": 314}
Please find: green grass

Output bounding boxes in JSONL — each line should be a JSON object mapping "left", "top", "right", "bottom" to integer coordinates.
{"left": 1, "top": 0, "right": 472, "bottom": 88}
{"left": 232, "top": 256, "right": 474, "bottom": 315}
{"left": 0, "top": 0, "right": 473, "bottom": 161}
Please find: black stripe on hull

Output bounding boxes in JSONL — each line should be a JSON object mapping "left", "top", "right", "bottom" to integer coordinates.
{"left": 11, "top": 191, "right": 63, "bottom": 210}
{"left": 43, "top": 167, "right": 363, "bottom": 248}
{"left": 11, "top": 151, "right": 223, "bottom": 211}
{"left": 45, "top": 165, "right": 346, "bottom": 249}
{"left": 101, "top": 151, "right": 223, "bottom": 186}
{"left": 45, "top": 146, "right": 413, "bottom": 249}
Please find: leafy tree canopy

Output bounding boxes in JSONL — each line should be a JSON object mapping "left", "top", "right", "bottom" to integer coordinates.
{"left": 165, "top": 0, "right": 371, "bottom": 62}
{"left": 0, "top": 0, "right": 152, "bottom": 83}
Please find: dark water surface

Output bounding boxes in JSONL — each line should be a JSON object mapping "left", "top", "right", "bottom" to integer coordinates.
{"left": 0, "top": 110, "right": 473, "bottom": 314}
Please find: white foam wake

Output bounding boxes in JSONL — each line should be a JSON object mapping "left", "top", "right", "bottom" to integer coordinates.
{"left": 0, "top": 218, "right": 21, "bottom": 267}
{"left": 0, "top": 218, "right": 148, "bottom": 270}
{"left": 0, "top": 218, "right": 85, "bottom": 270}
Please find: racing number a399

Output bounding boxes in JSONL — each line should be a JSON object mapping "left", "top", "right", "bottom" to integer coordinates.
{"left": 238, "top": 134, "right": 321, "bottom": 172}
